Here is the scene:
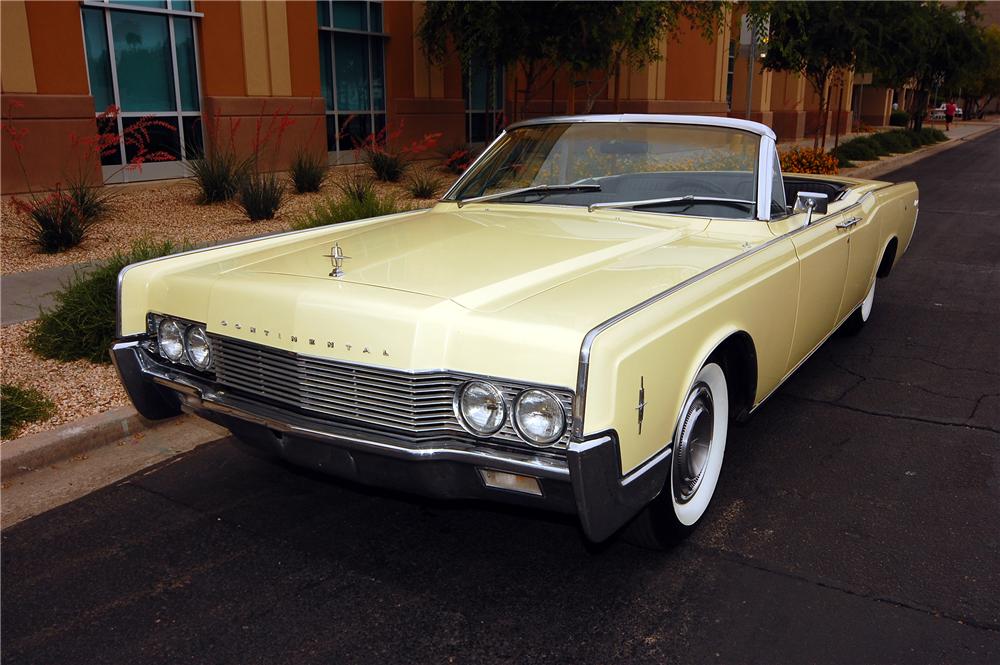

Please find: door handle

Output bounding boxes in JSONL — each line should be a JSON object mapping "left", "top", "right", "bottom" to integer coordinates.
{"left": 836, "top": 216, "right": 862, "bottom": 230}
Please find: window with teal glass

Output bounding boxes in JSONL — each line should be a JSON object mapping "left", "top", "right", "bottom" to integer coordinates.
{"left": 465, "top": 60, "right": 505, "bottom": 143}
{"left": 111, "top": 11, "right": 175, "bottom": 112}
{"left": 80, "top": 1, "right": 203, "bottom": 171}
{"left": 318, "top": 1, "right": 386, "bottom": 157}
{"left": 82, "top": 8, "right": 114, "bottom": 113}
{"left": 175, "top": 18, "right": 199, "bottom": 111}
{"left": 333, "top": 1, "right": 366, "bottom": 30}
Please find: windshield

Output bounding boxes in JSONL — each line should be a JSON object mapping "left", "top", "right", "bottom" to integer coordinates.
{"left": 447, "top": 122, "right": 761, "bottom": 219}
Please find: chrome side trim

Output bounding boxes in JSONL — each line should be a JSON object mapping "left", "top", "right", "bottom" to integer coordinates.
{"left": 571, "top": 185, "right": 889, "bottom": 438}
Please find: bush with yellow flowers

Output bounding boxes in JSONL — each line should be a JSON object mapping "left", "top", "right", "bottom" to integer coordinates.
{"left": 779, "top": 147, "right": 840, "bottom": 175}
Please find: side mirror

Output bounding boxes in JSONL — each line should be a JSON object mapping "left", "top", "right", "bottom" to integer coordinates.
{"left": 794, "top": 191, "right": 829, "bottom": 225}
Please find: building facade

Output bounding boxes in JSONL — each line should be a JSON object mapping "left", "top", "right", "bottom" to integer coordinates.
{"left": 1, "top": 1, "right": 861, "bottom": 195}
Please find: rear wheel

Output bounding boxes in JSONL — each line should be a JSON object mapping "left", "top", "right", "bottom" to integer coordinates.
{"left": 624, "top": 362, "right": 729, "bottom": 549}
{"left": 841, "top": 279, "right": 876, "bottom": 336}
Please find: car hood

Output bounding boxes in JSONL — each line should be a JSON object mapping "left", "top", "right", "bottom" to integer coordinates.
{"left": 230, "top": 205, "right": 705, "bottom": 312}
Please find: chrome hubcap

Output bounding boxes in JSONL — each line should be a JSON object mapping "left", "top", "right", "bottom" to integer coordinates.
{"left": 673, "top": 384, "right": 714, "bottom": 503}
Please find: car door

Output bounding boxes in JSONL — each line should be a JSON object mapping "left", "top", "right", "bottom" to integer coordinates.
{"left": 836, "top": 194, "right": 879, "bottom": 322}
{"left": 783, "top": 210, "right": 850, "bottom": 371}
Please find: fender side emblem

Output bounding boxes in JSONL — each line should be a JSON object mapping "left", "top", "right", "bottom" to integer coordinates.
{"left": 636, "top": 376, "right": 646, "bottom": 435}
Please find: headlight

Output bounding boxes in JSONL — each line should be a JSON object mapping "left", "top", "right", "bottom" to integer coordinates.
{"left": 185, "top": 325, "right": 212, "bottom": 370}
{"left": 157, "top": 318, "right": 185, "bottom": 361}
{"left": 513, "top": 389, "right": 566, "bottom": 445}
{"left": 456, "top": 381, "right": 506, "bottom": 436}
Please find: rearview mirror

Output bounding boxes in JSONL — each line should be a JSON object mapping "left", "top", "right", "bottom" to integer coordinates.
{"left": 794, "top": 191, "right": 829, "bottom": 225}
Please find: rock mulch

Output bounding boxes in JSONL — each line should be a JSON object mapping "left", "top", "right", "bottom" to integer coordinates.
{"left": 1, "top": 161, "right": 448, "bottom": 275}
{"left": 1, "top": 321, "right": 129, "bottom": 441}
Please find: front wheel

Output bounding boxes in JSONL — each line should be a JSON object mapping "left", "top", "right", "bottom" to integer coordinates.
{"left": 624, "top": 362, "right": 729, "bottom": 549}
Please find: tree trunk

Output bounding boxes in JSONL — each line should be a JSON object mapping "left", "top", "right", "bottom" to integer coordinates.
{"left": 613, "top": 60, "right": 622, "bottom": 113}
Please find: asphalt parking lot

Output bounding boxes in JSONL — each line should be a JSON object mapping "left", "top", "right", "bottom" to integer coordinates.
{"left": 3, "top": 129, "right": 999, "bottom": 665}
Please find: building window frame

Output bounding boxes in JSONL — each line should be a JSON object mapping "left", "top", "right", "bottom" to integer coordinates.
{"left": 317, "top": 1, "right": 387, "bottom": 163}
{"left": 81, "top": 0, "right": 204, "bottom": 183}
{"left": 464, "top": 60, "right": 504, "bottom": 145}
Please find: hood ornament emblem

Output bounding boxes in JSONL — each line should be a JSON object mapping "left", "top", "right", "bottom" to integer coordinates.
{"left": 323, "top": 242, "right": 350, "bottom": 278}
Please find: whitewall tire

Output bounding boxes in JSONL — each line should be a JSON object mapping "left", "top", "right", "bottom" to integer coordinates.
{"left": 624, "top": 362, "right": 729, "bottom": 548}
{"left": 842, "top": 279, "right": 876, "bottom": 335}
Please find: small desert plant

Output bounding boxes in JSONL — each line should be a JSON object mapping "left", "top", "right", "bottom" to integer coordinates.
{"left": 336, "top": 170, "right": 378, "bottom": 203}
{"left": 1, "top": 384, "right": 55, "bottom": 438}
{"left": 187, "top": 149, "right": 251, "bottom": 203}
{"left": 405, "top": 171, "right": 443, "bottom": 199}
{"left": 66, "top": 173, "right": 114, "bottom": 222}
{"left": 294, "top": 190, "right": 404, "bottom": 230}
{"left": 290, "top": 151, "right": 327, "bottom": 193}
{"left": 352, "top": 119, "right": 441, "bottom": 182}
{"left": 238, "top": 172, "right": 285, "bottom": 221}
{"left": 29, "top": 239, "right": 184, "bottom": 364}
{"left": 12, "top": 190, "right": 95, "bottom": 253}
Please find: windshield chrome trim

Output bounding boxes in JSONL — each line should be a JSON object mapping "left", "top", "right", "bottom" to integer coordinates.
{"left": 506, "top": 114, "right": 776, "bottom": 140}
{"left": 588, "top": 195, "right": 755, "bottom": 214}
{"left": 456, "top": 183, "right": 601, "bottom": 208}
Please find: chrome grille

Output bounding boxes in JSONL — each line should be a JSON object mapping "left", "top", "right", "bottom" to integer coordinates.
{"left": 211, "top": 335, "right": 573, "bottom": 448}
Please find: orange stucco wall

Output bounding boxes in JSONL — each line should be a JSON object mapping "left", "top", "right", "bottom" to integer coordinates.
{"left": 25, "top": 1, "right": 89, "bottom": 95}
{"left": 199, "top": 1, "right": 247, "bottom": 98}
{"left": 287, "top": 0, "right": 321, "bottom": 98}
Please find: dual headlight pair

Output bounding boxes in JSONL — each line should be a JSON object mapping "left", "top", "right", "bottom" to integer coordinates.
{"left": 455, "top": 381, "right": 566, "bottom": 446}
{"left": 154, "top": 317, "right": 212, "bottom": 370}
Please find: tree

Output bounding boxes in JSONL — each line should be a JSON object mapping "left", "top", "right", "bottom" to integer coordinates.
{"left": 417, "top": 1, "right": 726, "bottom": 122}
{"left": 749, "top": 1, "right": 874, "bottom": 149}
{"left": 553, "top": 2, "right": 726, "bottom": 113}
{"left": 955, "top": 25, "right": 1000, "bottom": 119}
{"left": 864, "top": 2, "right": 971, "bottom": 131}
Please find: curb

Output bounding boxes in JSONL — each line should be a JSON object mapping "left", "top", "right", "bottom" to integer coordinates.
{"left": 842, "top": 124, "right": 999, "bottom": 180}
{"left": 1, "top": 407, "right": 204, "bottom": 479}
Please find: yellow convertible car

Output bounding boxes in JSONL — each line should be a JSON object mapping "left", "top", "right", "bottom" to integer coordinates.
{"left": 112, "top": 115, "right": 918, "bottom": 547}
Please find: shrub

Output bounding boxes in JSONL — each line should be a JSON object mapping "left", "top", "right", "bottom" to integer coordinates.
{"left": 289, "top": 151, "right": 327, "bottom": 193}
{"left": 352, "top": 119, "right": 441, "bottom": 182}
{"left": 66, "top": 175, "right": 114, "bottom": 222}
{"left": 919, "top": 127, "right": 947, "bottom": 144}
{"left": 870, "top": 131, "right": 914, "bottom": 154}
{"left": 831, "top": 137, "right": 879, "bottom": 165}
{"left": 893, "top": 129, "right": 924, "bottom": 149}
{"left": 405, "top": 172, "right": 443, "bottom": 199}
{"left": 1, "top": 384, "right": 55, "bottom": 438}
{"left": 441, "top": 143, "right": 475, "bottom": 174}
{"left": 294, "top": 190, "right": 404, "bottom": 230}
{"left": 29, "top": 239, "right": 183, "bottom": 364}
{"left": 336, "top": 170, "right": 377, "bottom": 203}
{"left": 365, "top": 149, "right": 408, "bottom": 182}
{"left": 779, "top": 147, "right": 840, "bottom": 175}
{"left": 889, "top": 110, "right": 910, "bottom": 127}
{"left": 13, "top": 190, "right": 95, "bottom": 253}
{"left": 238, "top": 172, "right": 285, "bottom": 221}
{"left": 186, "top": 149, "right": 251, "bottom": 203}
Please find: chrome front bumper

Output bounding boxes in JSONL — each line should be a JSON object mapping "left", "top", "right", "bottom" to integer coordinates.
{"left": 111, "top": 339, "right": 670, "bottom": 542}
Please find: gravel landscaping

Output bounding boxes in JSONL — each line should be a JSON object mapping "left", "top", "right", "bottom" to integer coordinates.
{"left": 1, "top": 321, "right": 128, "bottom": 441}
{"left": 1, "top": 161, "right": 450, "bottom": 275}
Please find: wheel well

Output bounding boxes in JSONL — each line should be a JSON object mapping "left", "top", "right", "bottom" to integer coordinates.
{"left": 707, "top": 332, "right": 757, "bottom": 423}
{"left": 877, "top": 237, "right": 898, "bottom": 278}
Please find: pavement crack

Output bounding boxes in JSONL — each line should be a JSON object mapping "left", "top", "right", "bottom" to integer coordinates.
{"left": 786, "top": 394, "right": 1000, "bottom": 435}
{"left": 692, "top": 544, "right": 1000, "bottom": 634}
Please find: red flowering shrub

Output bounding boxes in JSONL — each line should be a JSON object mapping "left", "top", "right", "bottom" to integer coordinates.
{"left": 2, "top": 103, "right": 175, "bottom": 252}
{"left": 351, "top": 119, "right": 442, "bottom": 182}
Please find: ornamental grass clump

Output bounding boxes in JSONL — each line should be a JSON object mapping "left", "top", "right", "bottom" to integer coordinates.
{"left": 187, "top": 149, "right": 252, "bottom": 203}
{"left": 405, "top": 171, "right": 444, "bottom": 199}
{"left": 294, "top": 188, "right": 404, "bottom": 230}
{"left": 238, "top": 172, "right": 285, "bottom": 221}
{"left": 13, "top": 190, "right": 96, "bottom": 254}
{"left": 1, "top": 384, "right": 56, "bottom": 438}
{"left": 289, "top": 151, "right": 327, "bottom": 193}
{"left": 353, "top": 119, "right": 442, "bottom": 182}
{"left": 29, "top": 239, "right": 184, "bottom": 364}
